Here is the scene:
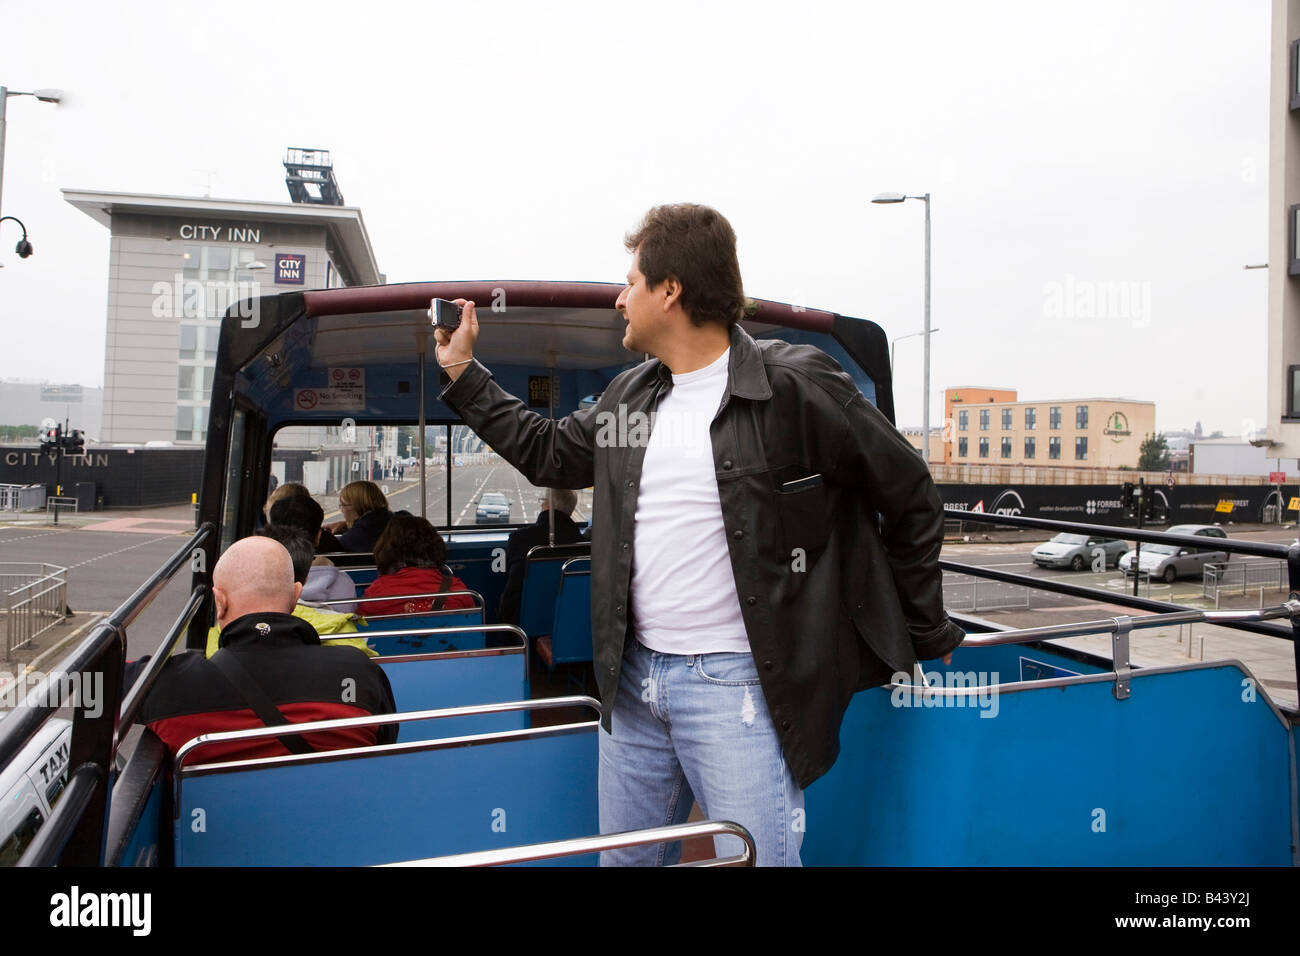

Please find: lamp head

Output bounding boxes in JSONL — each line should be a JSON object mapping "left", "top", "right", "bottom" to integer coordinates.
{"left": 871, "top": 192, "right": 907, "bottom": 204}
{"left": 15, "top": 238, "right": 33, "bottom": 259}
{"left": 32, "top": 89, "right": 63, "bottom": 104}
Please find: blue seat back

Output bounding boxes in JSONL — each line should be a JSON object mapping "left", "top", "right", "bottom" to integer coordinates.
{"left": 518, "top": 544, "right": 590, "bottom": 638}
{"left": 173, "top": 707, "right": 600, "bottom": 866}
{"left": 360, "top": 607, "right": 484, "bottom": 642}
{"left": 378, "top": 641, "right": 528, "bottom": 741}
{"left": 445, "top": 535, "right": 512, "bottom": 620}
{"left": 550, "top": 559, "right": 592, "bottom": 664}
{"left": 802, "top": 655, "right": 1293, "bottom": 865}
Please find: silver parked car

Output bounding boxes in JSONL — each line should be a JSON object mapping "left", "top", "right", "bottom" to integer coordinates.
{"left": 1031, "top": 533, "right": 1129, "bottom": 571}
{"left": 1118, "top": 524, "right": 1229, "bottom": 583}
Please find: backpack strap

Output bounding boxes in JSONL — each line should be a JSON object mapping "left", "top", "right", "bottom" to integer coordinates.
{"left": 209, "top": 651, "right": 315, "bottom": 755}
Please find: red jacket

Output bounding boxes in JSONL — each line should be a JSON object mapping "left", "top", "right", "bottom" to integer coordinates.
{"left": 358, "top": 566, "right": 475, "bottom": 617}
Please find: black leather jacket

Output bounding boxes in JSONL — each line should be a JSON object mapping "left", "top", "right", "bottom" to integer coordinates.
{"left": 441, "top": 323, "right": 964, "bottom": 788}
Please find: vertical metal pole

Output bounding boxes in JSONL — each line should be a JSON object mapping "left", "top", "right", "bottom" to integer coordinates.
{"left": 445, "top": 427, "right": 452, "bottom": 528}
{"left": 547, "top": 357, "right": 556, "bottom": 546}
{"left": 922, "top": 193, "right": 932, "bottom": 469}
{"left": 1132, "top": 479, "right": 1144, "bottom": 597}
{"left": 0, "top": 88, "right": 8, "bottom": 221}
{"left": 417, "top": 332, "right": 427, "bottom": 520}
{"left": 1288, "top": 542, "right": 1300, "bottom": 711}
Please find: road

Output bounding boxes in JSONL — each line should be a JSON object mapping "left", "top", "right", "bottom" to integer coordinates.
{"left": 939, "top": 527, "right": 1299, "bottom": 614}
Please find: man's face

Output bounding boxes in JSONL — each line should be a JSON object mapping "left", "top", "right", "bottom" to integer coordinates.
{"left": 615, "top": 252, "right": 666, "bottom": 354}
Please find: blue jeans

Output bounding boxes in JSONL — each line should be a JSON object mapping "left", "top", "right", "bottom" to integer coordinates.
{"left": 598, "top": 639, "right": 804, "bottom": 866}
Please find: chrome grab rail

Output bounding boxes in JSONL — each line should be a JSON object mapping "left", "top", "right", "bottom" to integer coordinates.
{"left": 380, "top": 820, "right": 757, "bottom": 868}
{"left": 307, "top": 589, "right": 486, "bottom": 611}
{"left": 114, "top": 587, "right": 208, "bottom": 758}
{"left": 174, "top": 695, "right": 601, "bottom": 773}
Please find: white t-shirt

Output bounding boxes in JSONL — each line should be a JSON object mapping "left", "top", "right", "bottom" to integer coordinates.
{"left": 630, "top": 348, "right": 749, "bottom": 655}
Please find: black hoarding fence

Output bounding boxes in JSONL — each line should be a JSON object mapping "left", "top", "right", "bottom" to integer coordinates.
{"left": 937, "top": 483, "right": 1280, "bottom": 530}
{"left": 0, "top": 446, "right": 204, "bottom": 509}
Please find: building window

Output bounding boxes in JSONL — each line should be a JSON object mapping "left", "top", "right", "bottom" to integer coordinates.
{"left": 1292, "top": 38, "right": 1300, "bottom": 110}
{"left": 1025, "top": 437, "right": 1036, "bottom": 459}
{"left": 1292, "top": 206, "right": 1300, "bottom": 276}
{"left": 980, "top": 409, "right": 989, "bottom": 430}
{"left": 1000, "top": 437, "right": 1012, "bottom": 459}
{"left": 1001, "top": 409, "right": 1012, "bottom": 429}
{"left": 1049, "top": 437, "right": 1061, "bottom": 460}
{"left": 959, "top": 410, "right": 968, "bottom": 431}
{"left": 958, "top": 437, "right": 968, "bottom": 457}
{"left": 175, "top": 405, "right": 209, "bottom": 443}
{"left": 1049, "top": 406, "right": 1061, "bottom": 429}
{"left": 1025, "top": 407, "right": 1036, "bottom": 430}
{"left": 979, "top": 437, "right": 989, "bottom": 458}
{"left": 1075, "top": 436, "right": 1088, "bottom": 460}
{"left": 1289, "top": 366, "right": 1300, "bottom": 418}
{"left": 1076, "top": 405, "right": 1089, "bottom": 429}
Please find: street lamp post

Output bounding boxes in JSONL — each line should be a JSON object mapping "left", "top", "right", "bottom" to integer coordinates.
{"left": 873, "top": 191, "right": 933, "bottom": 464}
{"left": 0, "top": 87, "right": 62, "bottom": 220}
{"left": 890, "top": 327, "right": 941, "bottom": 378}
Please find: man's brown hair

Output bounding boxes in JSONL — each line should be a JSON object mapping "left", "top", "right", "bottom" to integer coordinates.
{"left": 624, "top": 204, "right": 745, "bottom": 329}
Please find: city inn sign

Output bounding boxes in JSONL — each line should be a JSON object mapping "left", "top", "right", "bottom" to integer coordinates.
{"left": 177, "top": 223, "right": 262, "bottom": 243}
{"left": 4, "top": 450, "right": 110, "bottom": 468}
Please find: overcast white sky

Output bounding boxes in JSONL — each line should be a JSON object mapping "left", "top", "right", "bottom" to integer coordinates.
{"left": 0, "top": 0, "right": 1272, "bottom": 436}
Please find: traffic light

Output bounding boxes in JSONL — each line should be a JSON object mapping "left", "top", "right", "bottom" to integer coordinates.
{"left": 38, "top": 424, "right": 60, "bottom": 454}
{"left": 1121, "top": 482, "right": 1134, "bottom": 509}
{"left": 61, "top": 429, "right": 84, "bottom": 455}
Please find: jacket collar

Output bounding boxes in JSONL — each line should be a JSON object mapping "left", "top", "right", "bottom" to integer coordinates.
{"left": 653, "top": 323, "right": 773, "bottom": 401}
{"left": 218, "top": 611, "right": 321, "bottom": 650}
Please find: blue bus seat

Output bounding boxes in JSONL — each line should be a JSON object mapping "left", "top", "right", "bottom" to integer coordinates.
{"left": 518, "top": 543, "right": 591, "bottom": 639}
{"left": 172, "top": 699, "right": 601, "bottom": 866}
{"left": 445, "top": 534, "right": 512, "bottom": 621}
{"left": 539, "top": 557, "right": 592, "bottom": 670}
{"left": 801, "top": 657, "right": 1294, "bottom": 865}
{"left": 378, "top": 636, "right": 529, "bottom": 741}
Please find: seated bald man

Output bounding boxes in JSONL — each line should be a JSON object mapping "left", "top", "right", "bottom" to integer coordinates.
{"left": 139, "top": 536, "right": 398, "bottom": 764}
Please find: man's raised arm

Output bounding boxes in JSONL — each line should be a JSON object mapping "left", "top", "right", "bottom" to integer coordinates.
{"left": 433, "top": 299, "right": 596, "bottom": 489}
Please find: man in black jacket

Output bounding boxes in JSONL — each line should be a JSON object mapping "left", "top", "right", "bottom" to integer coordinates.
{"left": 139, "top": 536, "right": 397, "bottom": 764}
{"left": 435, "top": 204, "right": 963, "bottom": 866}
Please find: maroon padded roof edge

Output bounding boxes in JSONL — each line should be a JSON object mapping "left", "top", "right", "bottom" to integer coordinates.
{"left": 301, "top": 281, "right": 835, "bottom": 333}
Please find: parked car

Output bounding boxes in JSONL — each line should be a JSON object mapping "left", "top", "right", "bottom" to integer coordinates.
{"left": 1118, "top": 524, "right": 1229, "bottom": 583}
{"left": 1031, "top": 533, "right": 1129, "bottom": 570}
{"left": 475, "top": 492, "right": 511, "bottom": 524}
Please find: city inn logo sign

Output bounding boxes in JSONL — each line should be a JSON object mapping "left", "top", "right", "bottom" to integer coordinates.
{"left": 1103, "top": 411, "right": 1132, "bottom": 443}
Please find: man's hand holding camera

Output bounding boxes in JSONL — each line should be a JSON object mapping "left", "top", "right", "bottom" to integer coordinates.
{"left": 431, "top": 297, "right": 479, "bottom": 382}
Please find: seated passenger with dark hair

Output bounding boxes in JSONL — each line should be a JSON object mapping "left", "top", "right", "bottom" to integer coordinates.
{"left": 357, "top": 514, "right": 475, "bottom": 617}
{"left": 498, "top": 487, "right": 586, "bottom": 624}
{"left": 268, "top": 494, "right": 357, "bottom": 611}
{"left": 139, "top": 536, "right": 397, "bottom": 764}
{"left": 264, "top": 481, "right": 344, "bottom": 552}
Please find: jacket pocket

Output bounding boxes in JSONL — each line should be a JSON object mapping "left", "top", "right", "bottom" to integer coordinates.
{"left": 777, "top": 475, "right": 830, "bottom": 562}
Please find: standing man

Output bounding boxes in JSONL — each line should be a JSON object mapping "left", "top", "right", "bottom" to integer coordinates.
{"left": 435, "top": 204, "right": 962, "bottom": 866}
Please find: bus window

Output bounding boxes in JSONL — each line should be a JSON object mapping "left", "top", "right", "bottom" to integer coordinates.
{"left": 270, "top": 424, "right": 592, "bottom": 535}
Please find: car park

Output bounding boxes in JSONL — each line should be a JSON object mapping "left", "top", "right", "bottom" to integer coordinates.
{"left": 1118, "top": 524, "right": 1229, "bottom": 583}
{"left": 475, "top": 492, "right": 511, "bottom": 524}
{"left": 1031, "top": 533, "right": 1129, "bottom": 571}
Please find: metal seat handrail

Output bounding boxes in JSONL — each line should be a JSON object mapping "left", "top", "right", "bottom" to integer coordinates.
{"left": 381, "top": 820, "right": 757, "bottom": 868}
{"left": 175, "top": 694, "right": 600, "bottom": 770}
{"left": 960, "top": 598, "right": 1300, "bottom": 648}
{"left": 309, "top": 589, "right": 485, "bottom": 610}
